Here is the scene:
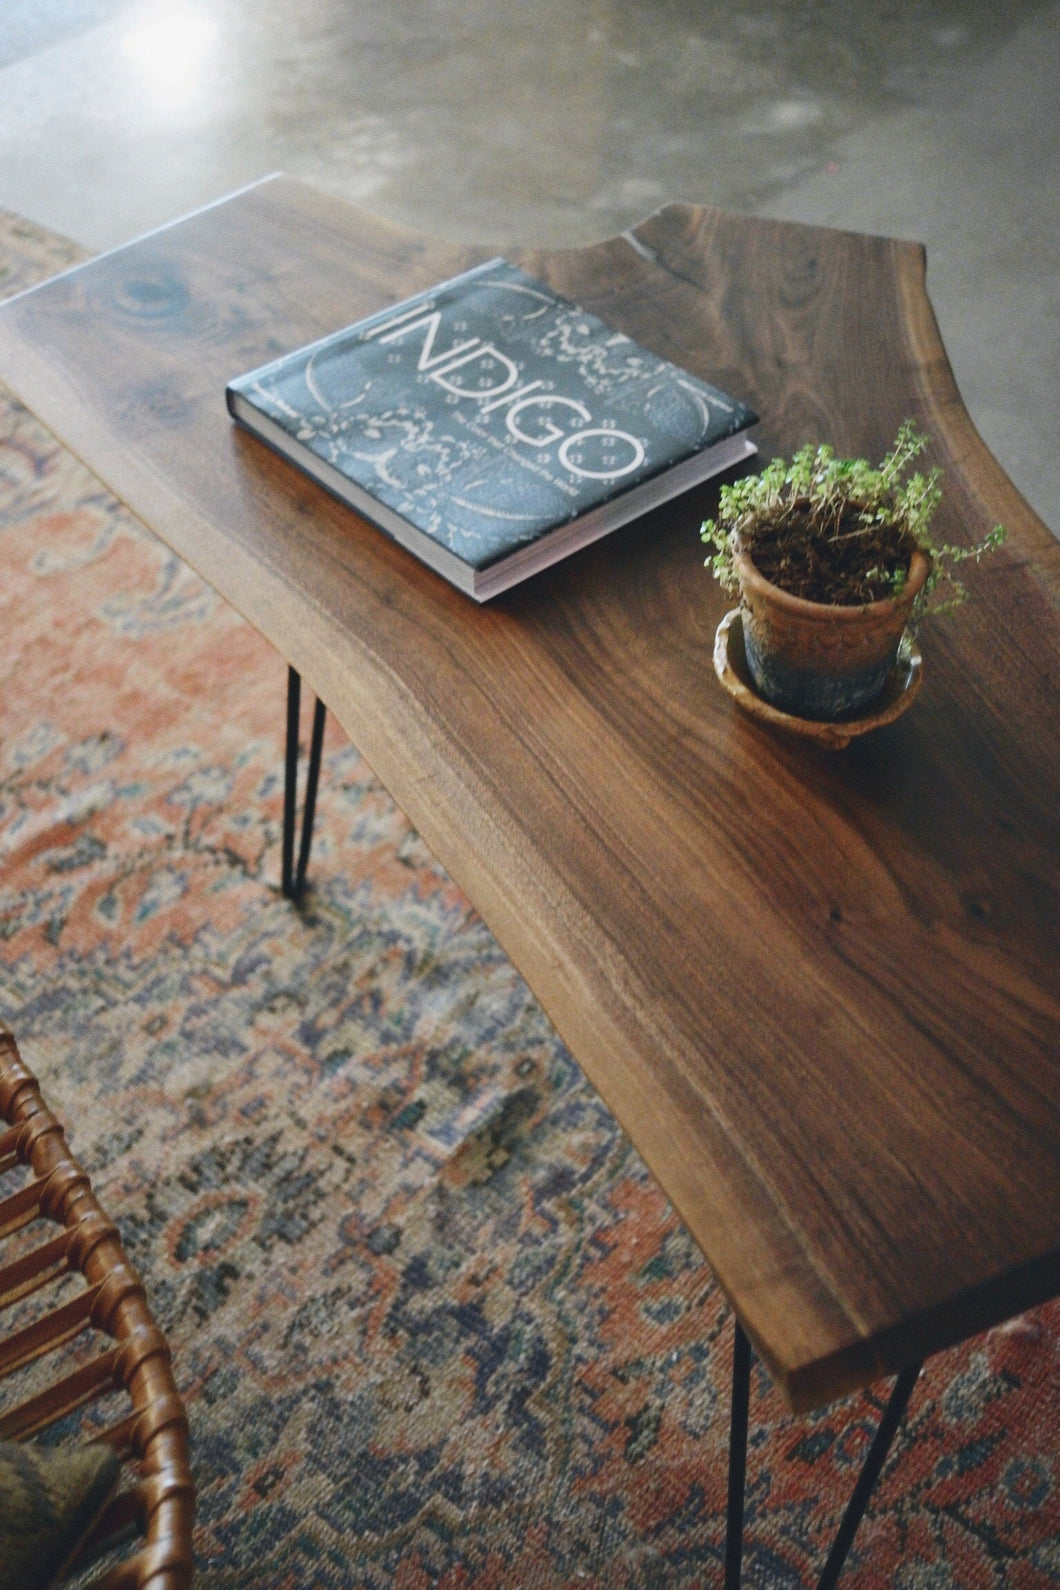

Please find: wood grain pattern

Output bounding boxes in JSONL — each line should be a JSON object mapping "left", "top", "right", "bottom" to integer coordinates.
{"left": 0, "top": 177, "right": 1057, "bottom": 1411}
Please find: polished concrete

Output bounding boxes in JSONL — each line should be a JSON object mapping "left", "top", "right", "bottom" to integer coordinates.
{"left": 1, "top": 0, "right": 1057, "bottom": 529}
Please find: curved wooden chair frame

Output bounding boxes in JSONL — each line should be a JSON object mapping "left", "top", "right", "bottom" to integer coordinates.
{"left": 0, "top": 1024, "right": 194, "bottom": 1589}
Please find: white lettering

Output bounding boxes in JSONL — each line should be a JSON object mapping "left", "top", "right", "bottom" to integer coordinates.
{"left": 504, "top": 395, "right": 591, "bottom": 448}
{"left": 427, "top": 342, "right": 521, "bottom": 398}
{"left": 360, "top": 302, "right": 432, "bottom": 341}
{"left": 378, "top": 310, "right": 477, "bottom": 372}
{"left": 558, "top": 428, "right": 645, "bottom": 480}
{"left": 366, "top": 311, "right": 648, "bottom": 481}
{"left": 478, "top": 379, "right": 546, "bottom": 414}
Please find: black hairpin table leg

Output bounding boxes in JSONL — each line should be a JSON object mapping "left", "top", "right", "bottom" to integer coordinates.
{"left": 815, "top": 1360, "right": 922, "bottom": 1590}
{"left": 723, "top": 1318, "right": 922, "bottom": 1589}
{"left": 282, "top": 665, "right": 326, "bottom": 902}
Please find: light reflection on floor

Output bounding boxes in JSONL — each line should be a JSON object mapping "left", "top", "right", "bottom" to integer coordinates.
{"left": 0, "top": 0, "right": 1057, "bottom": 527}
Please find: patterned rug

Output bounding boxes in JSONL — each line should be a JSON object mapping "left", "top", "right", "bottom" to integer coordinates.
{"left": 0, "top": 209, "right": 1057, "bottom": 1590}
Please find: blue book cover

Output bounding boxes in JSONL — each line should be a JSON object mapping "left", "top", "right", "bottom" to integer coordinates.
{"left": 227, "top": 259, "right": 757, "bottom": 599}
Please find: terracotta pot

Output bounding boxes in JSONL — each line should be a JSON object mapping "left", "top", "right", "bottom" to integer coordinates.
{"left": 734, "top": 538, "right": 932, "bottom": 720}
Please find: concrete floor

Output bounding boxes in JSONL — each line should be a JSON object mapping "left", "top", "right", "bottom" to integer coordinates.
{"left": 0, "top": 0, "right": 1057, "bottom": 530}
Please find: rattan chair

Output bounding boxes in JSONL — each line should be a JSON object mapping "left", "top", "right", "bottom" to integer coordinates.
{"left": 0, "top": 1023, "right": 194, "bottom": 1589}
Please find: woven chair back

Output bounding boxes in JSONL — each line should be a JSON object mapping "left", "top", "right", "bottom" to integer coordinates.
{"left": 0, "top": 1025, "right": 194, "bottom": 1589}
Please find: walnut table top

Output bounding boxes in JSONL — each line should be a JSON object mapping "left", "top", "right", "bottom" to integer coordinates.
{"left": 1, "top": 176, "right": 1057, "bottom": 1411}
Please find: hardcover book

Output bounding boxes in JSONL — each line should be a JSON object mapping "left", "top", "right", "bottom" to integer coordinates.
{"left": 226, "top": 259, "right": 758, "bottom": 601}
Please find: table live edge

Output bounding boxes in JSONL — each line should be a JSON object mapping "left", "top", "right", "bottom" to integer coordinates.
{"left": 0, "top": 177, "right": 1057, "bottom": 1587}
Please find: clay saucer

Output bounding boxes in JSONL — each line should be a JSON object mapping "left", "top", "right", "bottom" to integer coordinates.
{"left": 713, "top": 609, "right": 923, "bottom": 750}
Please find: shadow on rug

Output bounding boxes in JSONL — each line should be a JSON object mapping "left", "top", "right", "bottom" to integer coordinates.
{"left": 0, "top": 208, "right": 1057, "bottom": 1590}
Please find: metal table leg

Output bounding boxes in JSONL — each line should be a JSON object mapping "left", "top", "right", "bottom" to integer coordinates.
{"left": 282, "top": 665, "right": 326, "bottom": 902}
{"left": 724, "top": 1318, "right": 922, "bottom": 1588}
{"left": 815, "top": 1361, "right": 921, "bottom": 1590}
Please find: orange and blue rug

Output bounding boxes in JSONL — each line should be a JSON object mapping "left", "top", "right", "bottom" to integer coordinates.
{"left": 1, "top": 210, "right": 1058, "bottom": 1588}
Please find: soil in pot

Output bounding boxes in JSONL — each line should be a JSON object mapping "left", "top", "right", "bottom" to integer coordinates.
{"left": 735, "top": 513, "right": 931, "bottom": 721}
{"left": 744, "top": 503, "right": 920, "bottom": 606}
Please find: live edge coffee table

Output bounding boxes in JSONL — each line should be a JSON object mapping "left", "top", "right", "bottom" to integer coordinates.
{"left": 1, "top": 176, "right": 1058, "bottom": 1586}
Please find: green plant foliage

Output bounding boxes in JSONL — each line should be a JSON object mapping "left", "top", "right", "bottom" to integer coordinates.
{"left": 701, "top": 421, "right": 1005, "bottom": 617}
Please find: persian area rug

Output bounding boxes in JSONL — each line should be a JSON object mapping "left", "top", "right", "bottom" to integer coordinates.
{"left": 1, "top": 208, "right": 1058, "bottom": 1590}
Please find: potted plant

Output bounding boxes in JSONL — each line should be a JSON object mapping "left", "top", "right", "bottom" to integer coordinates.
{"left": 701, "top": 421, "right": 1004, "bottom": 722}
